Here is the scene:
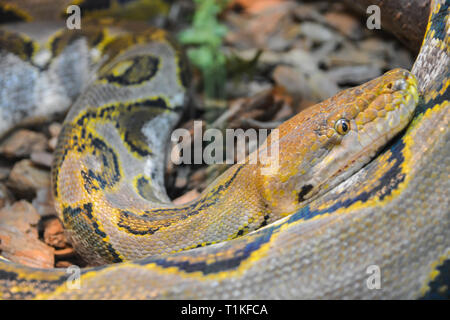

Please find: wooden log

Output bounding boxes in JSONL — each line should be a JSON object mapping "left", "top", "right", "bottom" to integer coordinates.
{"left": 341, "top": 0, "right": 431, "bottom": 52}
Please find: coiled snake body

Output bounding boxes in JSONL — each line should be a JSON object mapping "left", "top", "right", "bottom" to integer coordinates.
{"left": 0, "top": 1, "right": 448, "bottom": 299}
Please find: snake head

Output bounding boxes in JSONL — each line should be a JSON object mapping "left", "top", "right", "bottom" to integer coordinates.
{"left": 259, "top": 68, "right": 419, "bottom": 217}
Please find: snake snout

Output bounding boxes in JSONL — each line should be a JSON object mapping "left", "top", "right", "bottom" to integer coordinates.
{"left": 384, "top": 69, "right": 417, "bottom": 93}
{"left": 392, "top": 78, "right": 407, "bottom": 91}
{"left": 384, "top": 70, "right": 419, "bottom": 110}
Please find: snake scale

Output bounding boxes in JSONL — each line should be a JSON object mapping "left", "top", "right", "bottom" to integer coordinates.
{"left": 0, "top": 0, "right": 448, "bottom": 299}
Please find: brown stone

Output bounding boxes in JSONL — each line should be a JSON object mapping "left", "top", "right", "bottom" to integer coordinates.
{"left": 0, "top": 224, "right": 55, "bottom": 269}
{"left": 32, "top": 187, "right": 57, "bottom": 216}
{"left": 0, "top": 129, "right": 47, "bottom": 158}
{"left": 0, "top": 184, "right": 14, "bottom": 209}
{"left": 324, "top": 12, "right": 363, "bottom": 40}
{"left": 225, "top": 2, "right": 295, "bottom": 50}
{"left": 273, "top": 65, "right": 339, "bottom": 103}
{"left": 7, "top": 159, "right": 51, "bottom": 196}
{"left": 47, "top": 123, "right": 61, "bottom": 152}
{"left": 327, "top": 65, "right": 382, "bottom": 85}
{"left": 292, "top": 3, "right": 326, "bottom": 22}
{"left": 0, "top": 200, "right": 41, "bottom": 238}
{"left": 0, "top": 166, "right": 10, "bottom": 181}
{"left": 48, "top": 122, "right": 62, "bottom": 138}
{"left": 48, "top": 137, "right": 58, "bottom": 151}
{"left": 272, "top": 65, "right": 305, "bottom": 102}
{"left": 31, "top": 151, "right": 54, "bottom": 168}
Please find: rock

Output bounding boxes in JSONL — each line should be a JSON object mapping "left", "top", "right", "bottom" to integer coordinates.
{"left": 359, "top": 37, "right": 388, "bottom": 53}
{"left": 0, "top": 166, "right": 10, "bottom": 181}
{"left": 384, "top": 41, "right": 414, "bottom": 70}
{"left": 48, "top": 137, "right": 58, "bottom": 151}
{"left": 225, "top": 80, "right": 273, "bottom": 100}
{"left": 7, "top": 159, "right": 51, "bottom": 197}
{"left": 0, "top": 184, "right": 14, "bottom": 209}
{"left": 31, "top": 151, "right": 54, "bottom": 168}
{"left": 214, "top": 89, "right": 282, "bottom": 129}
{"left": 226, "top": 2, "right": 295, "bottom": 51}
{"left": 325, "top": 42, "right": 375, "bottom": 68}
{"left": 292, "top": 3, "right": 326, "bottom": 23}
{"left": 273, "top": 64, "right": 339, "bottom": 104}
{"left": 47, "top": 122, "right": 62, "bottom": 152}
{"left": 298, "top": 22, "right": 339, "bottom": 44}
{"left": 0, "top": 200, "right": 41, "bottom": 238}
{"left": 0, "top": 200, "right": 54, "bottom": 268}
{"left": 260, "top": 48, "right": 319, "bottom": 74}
{"left": 324, "top": 11, "right": 363, "bottom": 40}
{"left": 304, "top": 71, "right": 340, "bottom": 102}
{"left": 326, "top": 65, "right": 382, "bottom": 85}
{"left": 43, "top": 217, "right": 67, "bottom": 249}
{"left": 0, "top": 224, "right": 55, "bottom": 269}
{"left": 32, "top": 187, "right": 57, "bottom": 217}
{"left": 272, "top": 65, "right": 306, "bottom": 102}
{"left": 48, "top": 122, "right": 62, "bottom": 138}
{"left": 0, "top": 129, "right": 47, "bottom": 158}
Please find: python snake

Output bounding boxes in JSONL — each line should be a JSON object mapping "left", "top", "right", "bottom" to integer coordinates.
{"left": 0, "top": 0, "right": 448, "bottom": 299}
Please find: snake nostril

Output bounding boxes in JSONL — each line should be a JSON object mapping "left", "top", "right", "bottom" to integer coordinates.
{"left": 392, "top": 79, "right": 407, "bottom": 91}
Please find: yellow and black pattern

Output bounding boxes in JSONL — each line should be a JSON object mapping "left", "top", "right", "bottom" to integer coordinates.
{"left": 71, "top": 0, "right": 170, "bottom": 22}
{"left": 72, "top": 97, "right": 172, "bottom": 157}
{"left": 133, "top": 174, "right": 158, "bottom": 201}
{"left": 98, "top": 54, "right": 160, "bottom": 86}
{"left": 0, "top": 29, "right": 36, "bottom": 62}
{"left": 0, "top": 0, "right": 448, "bottom": 299}
{"left": 62, "top": 202, "right": 124, "bottom": 263}
{"left": 0, "top": 2, "right": 32, "bottom": 23}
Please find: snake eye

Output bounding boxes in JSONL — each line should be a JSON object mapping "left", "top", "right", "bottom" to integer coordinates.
{"left": 335, "top": 118, "right": 350, "bottom": 135}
